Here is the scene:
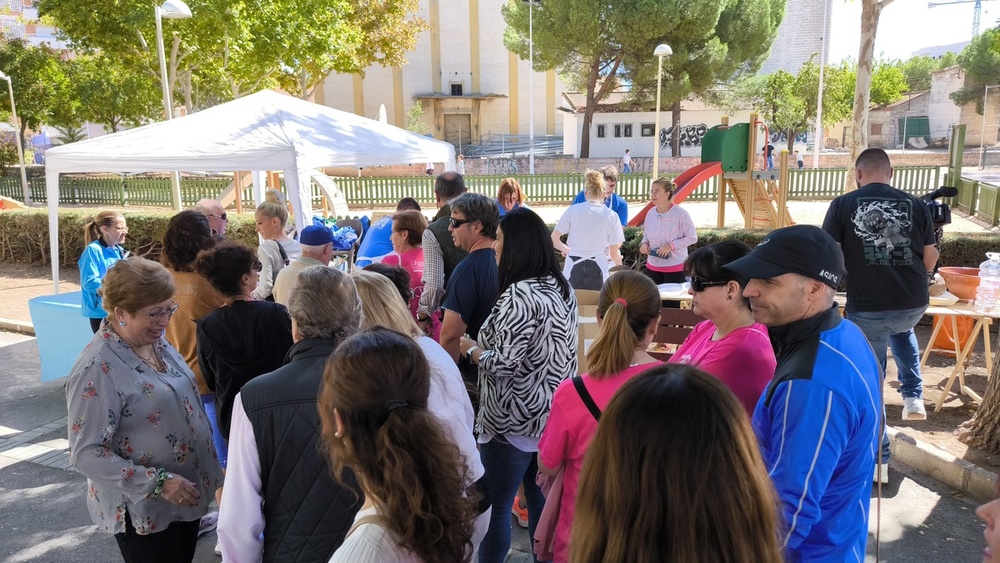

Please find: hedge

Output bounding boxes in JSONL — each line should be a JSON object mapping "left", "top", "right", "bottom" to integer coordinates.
{"left": 2, "top": 209, "right": 999, "bottom": 270}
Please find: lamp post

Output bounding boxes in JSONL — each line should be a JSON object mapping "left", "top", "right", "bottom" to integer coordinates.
{"left": 155, "top": 0, "right": 192, "bottom": 211}
{"left": 0, "top": 71, "right": 29, "bottom": 205}
{"left": 652, "top": 43, "right": 672, "bottom": 179}
{"left": 813, "top": 0, "right": 830, "bottom": 169}
{"left": 528, "top": 0, "right": 535, "bottom": 175}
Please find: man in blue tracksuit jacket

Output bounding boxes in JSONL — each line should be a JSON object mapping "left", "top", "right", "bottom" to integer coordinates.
{"left": 726, "top": 225, "right": 882, "bottom": 563}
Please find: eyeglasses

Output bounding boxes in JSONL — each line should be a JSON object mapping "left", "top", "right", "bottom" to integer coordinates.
{"left": 209, "top": 213, "right": 228, "bottom": 221}
{"left": 148, "top": 302, "right": 179, "bottom": 322}
{"left": 690, "top": 276, "right": 730, "bottom": 292}
{"left": 449, "top": 217, "right": 474, "bottom": 229}
{"left": 252, "top": 260, "right": 262, "bottom": 272}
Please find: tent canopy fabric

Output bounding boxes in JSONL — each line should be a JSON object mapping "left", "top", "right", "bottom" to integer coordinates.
{"left": 43, "top": 89, "right": 456, "bottom": 292}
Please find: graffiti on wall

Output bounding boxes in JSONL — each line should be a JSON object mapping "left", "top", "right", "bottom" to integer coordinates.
{"left": 658, "top": 124, "right": 710, "bottom": 149}
{"left": 769, "top": 131, "right": 809, "bottom": 145}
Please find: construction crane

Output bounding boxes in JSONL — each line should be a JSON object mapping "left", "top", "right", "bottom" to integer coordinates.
{"left": 928, "top": 0, "right": 997, "bottom": 38}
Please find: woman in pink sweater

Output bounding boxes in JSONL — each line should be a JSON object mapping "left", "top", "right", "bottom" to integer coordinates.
{"left": 537, "top": 271, "right": 663, "bottom": 562}
{"left": 667, "top": 240, "right": 776, "bottom": 413}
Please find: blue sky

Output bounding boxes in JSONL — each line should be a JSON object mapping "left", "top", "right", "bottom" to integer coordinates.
{"left": 828, "top": 0, "right": 991, "bottom": 62}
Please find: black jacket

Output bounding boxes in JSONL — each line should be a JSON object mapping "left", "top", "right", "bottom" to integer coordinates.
{"left": 240, "top": 338, "right": 362, "bottom": 563}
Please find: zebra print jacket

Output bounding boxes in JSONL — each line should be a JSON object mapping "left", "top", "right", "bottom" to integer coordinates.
{"left": 475, "top": 276, "right": 579, "bottom": 438}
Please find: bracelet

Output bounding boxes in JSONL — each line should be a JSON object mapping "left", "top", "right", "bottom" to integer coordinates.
{"left": 151, "top": 468, "right": 169, "bottom": 498}
{"left": 466, "top": 345, "right": 479, "bottom": 362}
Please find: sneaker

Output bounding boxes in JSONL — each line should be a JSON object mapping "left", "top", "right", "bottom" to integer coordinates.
{"left": 874, "top": 463, "right": 889, "bottom": 484}
{"left": 511, "top": 496, "right": 528, "bottom": 528}
{"left": 198, "top": 511, "right": 219, "bottom": 537}
{"left": 215, "top": 538, "right": 222, "bottom": 556}
{"left": 902, "top": 397, "right": 927, "bottom": 421}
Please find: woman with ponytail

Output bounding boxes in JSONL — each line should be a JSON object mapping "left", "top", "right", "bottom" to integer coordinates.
{"left": 78, "top": 211, "right": 129, "bottom": 332}
{"left": 320, "top": 328, "right": 480, "bottom": 563}
{"left": 536, "top": 270, "right": 663, "bottom": 563}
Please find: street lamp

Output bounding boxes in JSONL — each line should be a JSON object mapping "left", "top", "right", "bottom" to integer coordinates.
{"left": 0, "top": 71, "right": 29, "bottom": 205}
{"left": 155, "top": 0, "right": 191, "bottom": 210}
{"left": 652, "top": 43, "right": 672, "bottom": 179}
{"left": 981, "top": 84, "right": 1000, "bottom": 169}
{"left": 528, "top": 0, "right": 535, "bottom": 175}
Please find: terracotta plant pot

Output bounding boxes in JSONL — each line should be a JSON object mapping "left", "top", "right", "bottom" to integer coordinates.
{"left": 938, "top": 267, "right": 981, "bottom": 300}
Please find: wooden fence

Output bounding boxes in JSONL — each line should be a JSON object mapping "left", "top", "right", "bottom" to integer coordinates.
{"left": 0, "top": 166, "right": 943, "bottom": 209}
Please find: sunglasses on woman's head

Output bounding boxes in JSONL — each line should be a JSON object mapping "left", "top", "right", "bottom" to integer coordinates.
{"left": 690, "top": 276, "right": 729, "bottom": 292}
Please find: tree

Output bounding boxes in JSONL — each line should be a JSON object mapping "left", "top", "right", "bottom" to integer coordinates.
{"left": 502, "top": 0, "right": 784, "bottom": 158}
{"left": 846, "top": 0, "right": 896, "bottom": 191}
{"left": 958, "top": 346, "right": 1000, "bottom": 455}
{"left": 951, "top": 28, "right": 1000, "bottom": 113}
{"left": 404, "top": 102, "right": 430, "bottom": 135}
{"left": 39, "top": 0, "right": 426, "bottom": 110}
{"left": 0, "top": 39, "right": 68, "bottom": 149}
{"left": 66, "top": 54, "right": 161, "bottom": 133}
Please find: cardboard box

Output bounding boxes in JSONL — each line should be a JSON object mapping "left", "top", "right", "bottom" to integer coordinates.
{"left": 576, "top": 289, "right": 600, "bottom": 374}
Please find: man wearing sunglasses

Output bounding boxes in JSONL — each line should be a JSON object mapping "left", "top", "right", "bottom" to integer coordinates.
{"left": 194, "top": 198, "right": 229, "bottom": 236}
{"left": 725, "top": 225, "right": 881, "bottom": 563}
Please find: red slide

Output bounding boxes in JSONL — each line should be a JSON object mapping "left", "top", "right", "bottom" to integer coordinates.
{"left": 627, "top": 161, "right": 723, "bottom": 227}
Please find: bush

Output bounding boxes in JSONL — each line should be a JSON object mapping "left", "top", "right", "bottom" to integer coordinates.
{"left": 0, "top": 209, "right": 259, "bottom": 266}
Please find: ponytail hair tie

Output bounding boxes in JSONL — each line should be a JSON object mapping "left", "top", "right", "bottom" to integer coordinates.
{"left": 615, "top": 297, "right": 628, "bottom": 307}
{"left": 385, "top": 399, "right": 409, "bottom": 412}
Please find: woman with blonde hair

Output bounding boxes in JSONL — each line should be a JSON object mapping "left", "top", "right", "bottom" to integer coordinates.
{"left": 352, "top": 270, "right": 490, "bottom": 552}
{"left": 320, "top": 328, "right": 481, "bottom": 562}
{"left": 639, "top": 177, "right": 697, "bottom": 284}
{"left": 569, "top": 364, "right": 783, "bottom": 563}
{"left": 495, "top": 177, "right": 527, "bottom": 217}
{"left": 552, "top": 170, "right": 624, "bottom": 290}
{"left": 537, "top": 270, "right": 662, "bottom": 562}
{"left": 252, "top": 201, "right": 301, "bottom": 301}
{"left": 78, "top": 210, "right": 129, "bottom": 332}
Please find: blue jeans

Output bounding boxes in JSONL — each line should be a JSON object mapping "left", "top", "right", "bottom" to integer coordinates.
{"left": 622, "top": 163, "right": 632, "bottom": 173}
{"left": 478, "top": 438, "right": 548, "bottom": 563}
{"left": 847, "top": 304, "right": 927, "bottom": 462}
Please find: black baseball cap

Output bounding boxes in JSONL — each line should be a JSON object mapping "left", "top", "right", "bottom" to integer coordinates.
{"left": 723, "top": 225, "right": 845, "bottom": 289}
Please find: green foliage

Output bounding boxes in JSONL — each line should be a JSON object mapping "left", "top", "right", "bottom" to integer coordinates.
{"left": 869, "top": 60, "right": 908, "bottom": 106}
{"left": 64, "top": 54, "right": 161, "bottom": 132}
{"left": 0, "top": 139, "right": 18, "bottom": 175}
{"left": 39, "top": 0, "right": 426, "bottom": 108}
{"left": 899, "top": 55, "right": 945, "bottom": 92}
{"left": 0, "top": 210, "right": 258, "bottom": 266}
{"left": 952, "top": 28, "right": 1000, "bottom": 113}
{"left": 502, "top": 0, "right": 784, "bottom": 157}
{"left": 405, "top": 102, "right": 430, "bottom": 135}
{"left": 52, "top": 124, "right": 87, "bottom": 145}
{"left": 0, "top": 38, "right": 69, "bottom": 143}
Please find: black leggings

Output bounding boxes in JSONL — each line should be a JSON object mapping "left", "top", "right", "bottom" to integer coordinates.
{"left": 89, "top": 317, "right": 103, "bottom": 333}
{"left": 113, "top": 511, "right": 199, "bottom": 563}
{"left": 642, "top": 268, "right": 686, "bottom": 285}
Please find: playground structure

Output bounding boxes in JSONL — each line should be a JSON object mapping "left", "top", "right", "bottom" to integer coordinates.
{"left": 628, "top": 114, "right": 793, "bottom": 230}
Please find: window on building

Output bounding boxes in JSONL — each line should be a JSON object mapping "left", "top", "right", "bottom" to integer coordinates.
{"left": 614, "top": 124, "right": 622, "bottom": 137}
{"left": 450, "top": 83, "right": 463, "bottom": 96}
{"left": 597, "top": 125, "right": 606, "bottom": 138}
{"left": 871, "top": 123, "right": 882, "bottom": 135}
{"left": 623, "top": 124, "right": 633, "bottom": 137}
{"left": 641, "top": 123, "right": 655, "bottom": 137}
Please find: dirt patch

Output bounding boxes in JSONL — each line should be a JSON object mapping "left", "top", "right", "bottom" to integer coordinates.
{"left": 0, "top": 263, "right": 80, "bottom": 322}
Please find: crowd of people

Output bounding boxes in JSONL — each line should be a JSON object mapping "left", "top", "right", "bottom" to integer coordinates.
{"left": 66, "top": 149, "right": 981, "bottom": 563}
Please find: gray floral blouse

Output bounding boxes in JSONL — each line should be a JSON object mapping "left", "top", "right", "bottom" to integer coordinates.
{"left": 65, "top": 322, "right": 223, "bottom": 535}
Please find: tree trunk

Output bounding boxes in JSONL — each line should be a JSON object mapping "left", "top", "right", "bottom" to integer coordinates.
{"left": 579, "top": 54, "right": 623, "bottom": 159}
{"left": 846, "top": 0, "right": 894, "bottom": 191}
{"left": 670, "top": 100, "right": 681, "bottom": 157}
{"left": 957, "top": 344, "right": 1000, "bottom": 454}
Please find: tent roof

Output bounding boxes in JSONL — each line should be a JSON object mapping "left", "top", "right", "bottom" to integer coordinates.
{"left": 45, "top": 89, "right": 456, "bottom": 174}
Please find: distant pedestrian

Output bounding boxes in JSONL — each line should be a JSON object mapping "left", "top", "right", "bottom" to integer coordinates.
{"left": 457, "top": 154, "right": 466, "bottom": 175}
{"left": 622, "top": 148, "right": 632, "bottom": 173}
{"left": 795, "top": 149, "right": 804, "bottom": 170}
{"left": 764, "top": 143, "right": 775, "bottom": 170}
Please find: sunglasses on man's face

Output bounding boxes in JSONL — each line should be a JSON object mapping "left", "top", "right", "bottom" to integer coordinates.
{"left": 449, "top": 217, "right": 474, "bottom": 229}
{"left": 690, "top": 276, "right": 730, "bottom": 292}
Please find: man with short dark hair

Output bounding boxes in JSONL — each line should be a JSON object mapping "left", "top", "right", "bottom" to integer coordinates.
{"left": 439, "top": 193, "right": 499, "bottom": 399}
{"left": 823, "top": 148, "right": 937, "bottom": 434}
{"left": 417, "top": 172, "right": 468, "bottom": 333}
{"left": 725, "top": 224, "right": 881, "bottom": 563}
{"left": 571, "top": 165, "right": 628, "bottom": 225}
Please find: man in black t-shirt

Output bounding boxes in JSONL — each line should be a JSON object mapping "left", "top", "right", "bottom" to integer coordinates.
{"left": 823, "top": 149, "right": 938, "bottom": 478}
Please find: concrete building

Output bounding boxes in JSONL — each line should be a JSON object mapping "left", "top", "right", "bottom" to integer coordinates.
{"left": 758, "top": 0, "right": 832, "bottom": 75}
{"left": 0, "top": 0, "right": 64, "bottom": 48}
{"left": 318, "top": 0, "right": 565, "bottom": 151}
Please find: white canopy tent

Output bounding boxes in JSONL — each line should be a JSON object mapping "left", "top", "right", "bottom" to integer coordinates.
{"left": 43, "top": 89, "right": 456, "bottom": 292}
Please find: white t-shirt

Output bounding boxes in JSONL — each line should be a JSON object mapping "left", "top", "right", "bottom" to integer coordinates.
{"left": 555, "top": 201, "right": 625, "bottom": 257}
{"left": 328, "top": 507, "right": 422, "bottom": 563}
{"left": 623, "top": 152, "right": 632, "bottom": 165}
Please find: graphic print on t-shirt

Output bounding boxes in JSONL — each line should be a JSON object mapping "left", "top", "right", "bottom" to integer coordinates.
{"left": 850, "top": 198, "right": 914, "bottom": 265}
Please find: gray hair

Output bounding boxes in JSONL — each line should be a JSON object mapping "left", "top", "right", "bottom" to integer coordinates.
{"left": 287, "top": 266, "right": 362, "bottom": 341}
{"left": 449, "top": 192, "right": 499, "bottom": 239}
